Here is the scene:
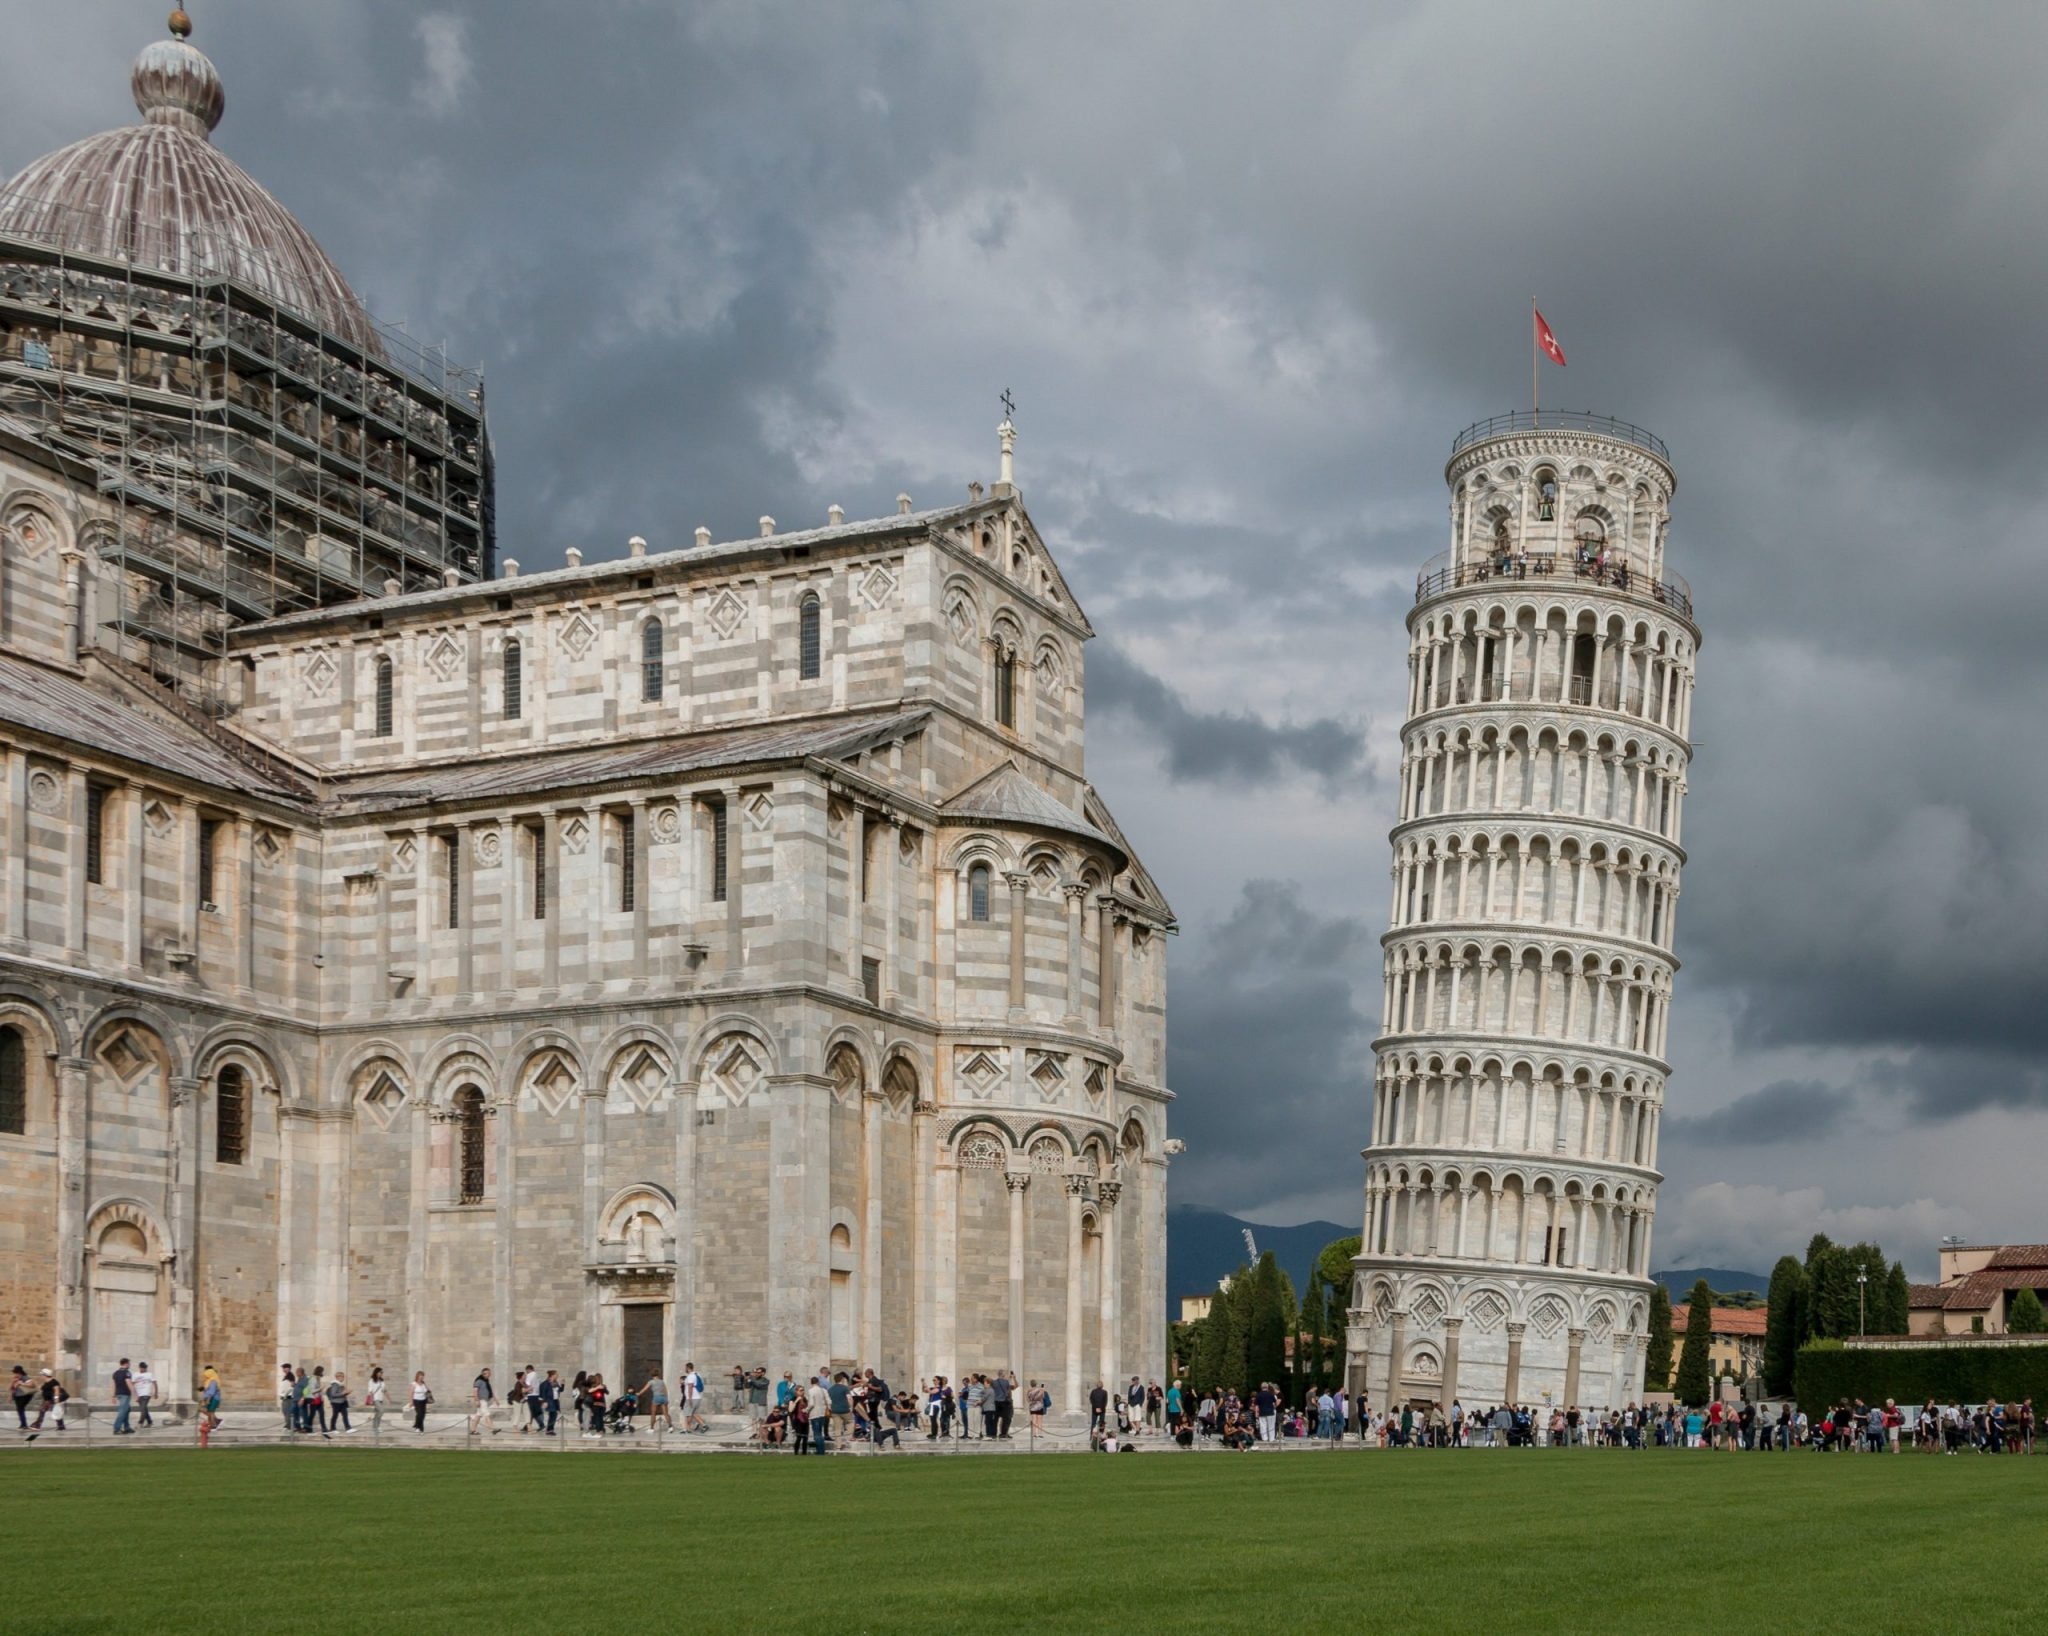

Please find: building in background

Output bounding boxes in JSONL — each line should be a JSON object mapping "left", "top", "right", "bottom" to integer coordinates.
{"left": 1669, "top": 1303, "right": 1765, "bottom": 1384}
{"left": 1346, "top": 411, "right": 1700, "bottom": 1411}
{"left": 1908, "top": 1244, "right": 2048, "bottom": 1336}
{"left": 0, "top": 12, "right": 1172, "bottom": 1410}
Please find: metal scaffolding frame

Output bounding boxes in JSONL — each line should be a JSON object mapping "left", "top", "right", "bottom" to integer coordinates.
{"left": 0, "top": 195, "right": 492, "bottom": 704}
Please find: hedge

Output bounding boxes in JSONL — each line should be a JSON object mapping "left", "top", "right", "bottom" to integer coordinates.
{"left": 1794, "top": 1340, "right": 2048, "bottom": 1412}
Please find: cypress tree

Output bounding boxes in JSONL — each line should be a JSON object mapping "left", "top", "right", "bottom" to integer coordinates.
{"left": 1246, "top": 1251, "right": 1289, "bottom": 1396}
{"left": 2009, "top": 1288, "right": 2046, "bottom": 1336}
{"left": 1645, "top": 1282, "right": 1675, "bottom": 1389}
{"left": 1764, "top": 1255, "right": 1806, "bottom": 1396}
{"left": 1882, "top": 1262, "right": 1911, "bottom": 1335}
{"left": 1673, "top": 1278, "right": 1716, "bottom": 1406}
{"left": 1224, "top": 1265, "right": 1257, "bottom": 1393}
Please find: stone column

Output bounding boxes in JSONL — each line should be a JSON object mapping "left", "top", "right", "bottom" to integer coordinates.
{"left": 1006, "top": 873, "right": 1031, "bottom": 1016}
{"left": 878, "top": 816, "right": 901, "bottom": 1004}
{"left": 1096, "top": 1179, "right": 1121, "bottom": 1389}
{"left": 845, "top": 803, "right": 866, "bottom": 990}
{"left": 1504, "top": 1321, "right": 1526, "bottom": 1404}
{"left": 1005, "top": 1170, "right": 1029, "bottom": 1377}
{"left": 4, "top": 747, "right": 25, "bottom": 945}
{"left": 411, "top": 823, "right": 432, "bottom": 1005}
{"left": 1382, "top": 1310, "right": 1407, "bottom": 1408}
{"left": 1440, "top": 1316, "right": 1463, "bottom": 1407}
{"left": 492, "top": 1093, "right": 515, "bottom": 1391}
{"left": 54, "top": 1056, "right": 89, "bottom": 1375}
{"left": 1063, "top": 885, "right": 1086, "bottom": 1023}
{"left": 235, "top": 818, "right": 256, "bottom": 995}
{"left": 1064, "top": 1175, "right": 1087, "bottom": 1417}
{"left": 722, "top": 784, "right": 744, "bottom": 975}
{"left": 934, "top": 1153, "right": 960, "bottom": 1382}
{"left": 455, "top": 822, "right": 475, "bottom": 996}
{"left": 630, "top": 796, "right": 651, "bottom": 976}
{"left": 670, "top": 1075, "right": 698, "bottom": 1374}
{"left": 861, "top": 1090, "right": 884, "bottom": 1366}
{"left": 65, "top": 767, "right": 87, "bottom": 957}
{"left": 178, "top": 797, "right": 200, "bottom": 963}
{"left": 1097, "top": 897, "right": 1117, "bottom": 1026}
{"left": 770, "top": 1072, "right": 831, "bottom": 1367}
{"left": 404, "top": 1098, "right": 432, "bottom": 1374}
{"left": 579, "top": 1081, "right": 606, "bottom": 1364}
{"left": 541, "top": 809, "right": 562, "bottom": 990}
{"left": 166, "top": 1076, "right": 199, "bottom": 1402}
{"left": 1563, "top": 1326, "right": 1585, "bottom": 1409}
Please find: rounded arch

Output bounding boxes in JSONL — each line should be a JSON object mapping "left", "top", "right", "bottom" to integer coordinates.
{"left": 683, "top": 1013, "right": 781, "bottom": 1081}
{"left": 191, "top": 1027, "right": 294, "bottom": 1099}
{"left": 0, "top": 988, "right": 68, "bottom": 1060}
{"left": 85, "top": 1196, "right": 169, "bottom": 1262}
{"left": 80, "top": 1002, "right": 187, "bottom": 1080}
{"left": 503, "top": 1027, "right": 587, "bottom": 1101}
{"left": 598, "top": 1182, "right": 677, "bottom": 1262}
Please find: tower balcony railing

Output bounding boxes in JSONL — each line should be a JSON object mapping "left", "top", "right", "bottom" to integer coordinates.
{"left": 1424, "top": 674, "right": 1656, "bottom": 714}
{"left": 1449, "top": 410, "right": 1670, "bottom": 465}
{"left": 1415, "top": 548, "right": 1693, "bottom": 621}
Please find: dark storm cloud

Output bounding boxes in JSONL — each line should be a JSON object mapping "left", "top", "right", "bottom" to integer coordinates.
{"left": 1665, "top": 1080, "right": 1858, "bottom": 1146}
{"left": 9, "top": 1, "right": 2044, "bottom": 1248}
{"left": 1165, "top": 882, "right": 1373, "bottom": 1214}
{"left": 1087, "top": 644, "right": 1367, "bottom": 791}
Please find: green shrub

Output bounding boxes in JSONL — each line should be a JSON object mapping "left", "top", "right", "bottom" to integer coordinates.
{"left": 1793, "top": 1341, "right": 2048, "bottom": 1412}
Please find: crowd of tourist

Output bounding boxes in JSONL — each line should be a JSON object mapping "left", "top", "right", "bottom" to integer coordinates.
{"left": 10, "top": 1357, "right": 2038, "bottom": 1457}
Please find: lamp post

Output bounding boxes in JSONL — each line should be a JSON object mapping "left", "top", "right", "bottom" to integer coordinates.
{"left": 1857, "top": 1270, "right": 1869, "bottom": 1338}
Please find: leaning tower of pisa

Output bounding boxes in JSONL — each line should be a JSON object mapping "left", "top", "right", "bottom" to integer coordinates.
{"left": 1347, "top": 411, "right": 1699, "bottom": 1417}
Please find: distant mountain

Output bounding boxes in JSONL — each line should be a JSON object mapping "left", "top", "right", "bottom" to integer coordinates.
{"left": 1169, "top": 1206, "right": 1352, "bottom": 1313}
{"left": 1654, "top": 1267, "right": 1770, "bottom": 1299}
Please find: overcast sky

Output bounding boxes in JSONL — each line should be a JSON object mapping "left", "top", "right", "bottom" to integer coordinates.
{"left": 10, "top": 2, "right": 2045, "bottom": 1277}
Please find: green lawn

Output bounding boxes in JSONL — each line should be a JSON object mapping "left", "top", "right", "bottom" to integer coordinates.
{"left": 1, "top": 1447, "right": 2039, "bottom": 1634}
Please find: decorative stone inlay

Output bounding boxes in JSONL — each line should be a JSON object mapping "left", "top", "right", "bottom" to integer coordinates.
{"left": 1028, "top": 1052, "right": 1066, "bottom": 1100}
{"left": 26, "top": 770, "right": 60, "bottom": 814}
{"left": 1084, "top": 1064, "right": 1108, "bottom": 1108}
{"left": 142, "top": 798, "right": 173, "bottom": 837}
{"left": 525, "top": 1052, "right": 577, "bottom": 1117}
{"left": 857, "top": 563, "right": 897, "bottom": 610}
{"left": 1529, "top": 1293, "right": 1569, "bottom": 1339}
{"left": 650, "top": 806, "right": 682, "bottom": 844}
{"left": 1412, "top": 1287, "right": 1447, "bottom": 1328}
{"left": 425, "top": 631, "right": 463, "bottom": 681}
{"left": 705, "top": 1036, "right": 765, "bottom": 1107}
{"left": 359, "top": 1068, "right": 406, "bottom": 1126}
{"left": 745, "top": 792, "right": 774, "bottom": 831}
{"left": 1029, "top": 1136, "right": 1065, "bottom": 1172}
{"left": 1466, "top": 1289, "right": 1509, "bottom": 1333}
{"left": 559, "top": 609, "right": 597, "bottom": 660}
{"left": 301, "top": 647, "right": 337, "bottom": 696}
{"left": 4, "top": 505, "right": 54, "bottom": 558}
{"left": 560, "top": 815, "right": 589, "bottom": 856}
{"left": 391, "top": 835, "right": 417, "bottom": 871}
{"left": 706, "top": 587, "right": 747, "bottom": 639}
{"left": 98, "top": 1028, "right": 149, "bottom": 1083}
{"left": 945, "top": 594, "right": 976, "bottom": 648}
{"left": 958, "top": 1133, "right": 1005, "bottom": 1169}
{"left": 474, "top": 828, "right": 502, "bottom": 868}
{"left": 253, "top": 827, "right": 284, "bottom": 867}
{"left": 957, "top": 1049, "right": 1003, "bottom": 1098}
{"left": 613, "top": 1046, "right": 669, "bottom": 1111}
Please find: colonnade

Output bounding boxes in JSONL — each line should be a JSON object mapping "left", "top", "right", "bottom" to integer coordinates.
{"left": 1408, "top": 614, "right": 1694, "bottom": 738}
{"left": 1390, "top": 835, "right": 1676, "bottom": 947}
{"left": 1363, "top": 1172, "right": 1653, "bottom": 1279}
{"left": 1398, "top": 729, "right": 1684, "bottom": 842}
{"left": 1371, "top": 1064, "right": 1660, "bottom": 1170}
{"left": 1381, "top": 946, "right": 1672, "bottom": 1059}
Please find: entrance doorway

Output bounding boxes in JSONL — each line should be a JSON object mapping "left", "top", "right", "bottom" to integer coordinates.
{"left": 621, "top": 1304, "right": 664, "bottom": 1394}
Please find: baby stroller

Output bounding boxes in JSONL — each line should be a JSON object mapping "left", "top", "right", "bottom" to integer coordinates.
{"left": 607, "top": 1388, "right": 640, "bottom": 1433}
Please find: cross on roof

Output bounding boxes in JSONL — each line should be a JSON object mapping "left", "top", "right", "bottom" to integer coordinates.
{"left": 1000, "top": 388, "right": 1015, "bottom": 422}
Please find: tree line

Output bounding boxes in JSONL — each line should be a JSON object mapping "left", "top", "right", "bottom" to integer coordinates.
{"left": 1171, "top": 1236, "right": 1360, "bottom": 1404}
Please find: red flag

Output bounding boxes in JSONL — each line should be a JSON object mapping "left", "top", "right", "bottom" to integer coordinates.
{"left": 1534, "top": 307, "right": 1566, "bottom": 367}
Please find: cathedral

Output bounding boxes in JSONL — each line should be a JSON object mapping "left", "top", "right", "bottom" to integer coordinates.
{"left": 0, "top": 13, "right": 1172, "bottom": 1411}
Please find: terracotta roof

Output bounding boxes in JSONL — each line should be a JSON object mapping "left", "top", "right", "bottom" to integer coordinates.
{"left": 1672, "top": 1305, "right": 1768, "bottom": 1337}
{"left": 1987, "top": 1246, "right": 2048, "bottom": 1271}
{"left": 329, "top": 710, "right": 928, "bottom": 815}
{"left": 0, "top": 652, "right": 308, "bottom": 803}
{"left": 1931, "top": 1269, "right": 2046, "bottom": 1311}
{"left": 1908, "top": 1283, "right": 1947, "bottom": 1309}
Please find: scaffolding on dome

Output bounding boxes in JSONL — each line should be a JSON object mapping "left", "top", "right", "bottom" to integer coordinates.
{"left": 0, "top": 196, "right": 492, "bottom": 701}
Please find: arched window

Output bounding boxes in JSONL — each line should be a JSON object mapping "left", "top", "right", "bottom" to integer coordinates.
{"left": 1534, "top": 470, "right": 1558, "bottom": 522}
{"left": 215, "top": 1064, "right": 247, "bottom": 1166}
{"left": 1575, "top": 515, "right": 1607, "bottom": 564}
{"left": 503, "top": 637, "right": 522, "bottom": 720}
{"left": 994, "top": 647, "right": 1016, "bottom": 728}
{"left": 968, "top": 863, "right": 992, "bottom": 923}
{"left": 798, "top": 594, "right": 821, "bottom": 681}
{"left": 641, "top": 619, "right": 664, "bottom": 702}
{"left": 0, "top": 1026, "right": 24, "bottom": 1135}
{"left": 374, "top": 656, "right": 395, "bottom": 737}
{"left": 456, "top": 1086, "right": 487, "bottom": 1203}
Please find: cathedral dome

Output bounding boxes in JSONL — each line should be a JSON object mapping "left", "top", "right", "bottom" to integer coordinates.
{"left": 0, "top": 13, "right": 374, "bottom": 349}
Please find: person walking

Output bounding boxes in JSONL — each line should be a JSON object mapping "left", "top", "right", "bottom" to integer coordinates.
{"left": 1254, "top": 1382, "right": 1278, "bottom": 1445}
{"left": 644, "top": 1371, "right": 671, "bottom": 1431}
{"left": 111, "top": 1357, "right": 135, "bottom": 1435}
{"left": 11, "top": 1366, "right": 33, "bottom": 1430}
{"left": 199, "top": 1366, "right": 223, "bottom": 1440}
{"left": 523, "top": 1366, "right": 544, "bottom": 1434}
{"left": 806, "top": 1375, "right": 832, "bottom": 1454}
{"left": 411, "top": 1371, "right": 433, "bottom": 1433}
{"left": 327, "top": 1373, "right": 352, "bottom": 1434}
{"left": 993, "top": 1371, "right": 1015, "bottom": 1439}
{"left": 280, "top": 1366, "right": 299, "bottom": 1433}
{"left": 469, "top": 1368, "right": 498, "bottom": 1436}
{"left": 366, "top": 1368, "right": 387, "bottom": 1435}
{"left": 584, "top": 1374, "right": 608, "bottom": 1438}
{"left": 539, "top": 1370, "right": 562, "bottom": 1435}
{"left": 133, "top": 1362, "right": 157, "bottom": 1429}
{"left": 682, "top": 1364, "right": 709, "bottom": 1433}
{"left": 302, "top": 1367, "right": 330, "bottom": 1436}
{"left": 32, "top": 1372, "right": 67, "bottom": 1435}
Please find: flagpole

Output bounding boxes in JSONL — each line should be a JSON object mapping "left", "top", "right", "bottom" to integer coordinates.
{"left": 1531, "top": 296, "right": 1538, "bottom": 425}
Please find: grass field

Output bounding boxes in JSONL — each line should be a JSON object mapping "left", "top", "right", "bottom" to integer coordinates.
{"left": 2, "top": 1447, "right": 2040, "bottom": 1634}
